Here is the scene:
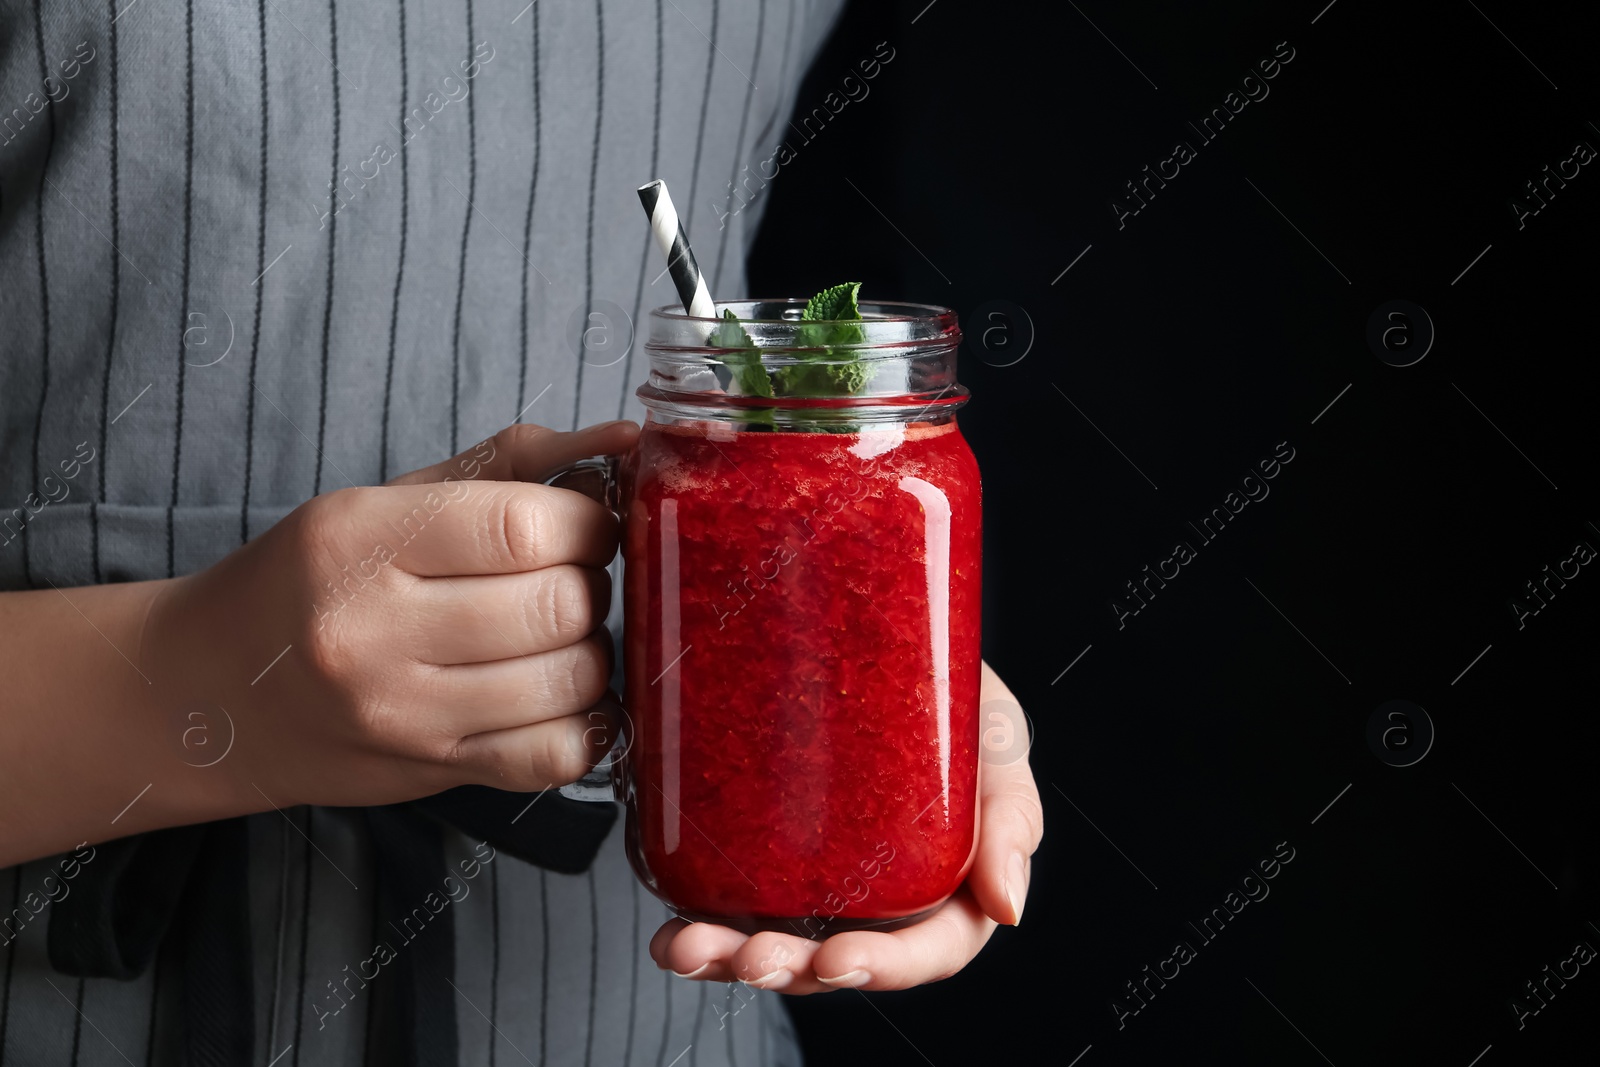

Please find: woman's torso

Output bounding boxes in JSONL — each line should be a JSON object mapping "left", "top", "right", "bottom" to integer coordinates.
{"left": 0, "top": 0, "right": 839, "bottom": 1062}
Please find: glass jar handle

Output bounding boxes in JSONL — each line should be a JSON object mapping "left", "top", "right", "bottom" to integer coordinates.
{"left": 544, "top": 455, "right": 625, "bottom": 803}
{"left": 542, "top": 455, "right": 621, "bottom": 517}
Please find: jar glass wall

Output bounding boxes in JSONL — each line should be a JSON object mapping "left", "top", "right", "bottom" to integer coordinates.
{"left": 618, "top": 300, "right": 982, "bottom": 934}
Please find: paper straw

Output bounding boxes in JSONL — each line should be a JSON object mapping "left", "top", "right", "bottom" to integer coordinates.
{"left": 636, "top": 179, "right": 716, "bottom": 319}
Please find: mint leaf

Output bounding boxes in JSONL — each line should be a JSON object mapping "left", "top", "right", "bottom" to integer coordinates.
{"left": 777, "top": 360, "right": 870, "bottom": 397}
{"left": 793, "top": 281, "right": 867, "bottom": 355}
{"left": 806, "top": 281, "right": 862, "bottom": 324}
{"left": 708, "top": 308, "right": 774, "bottom": 427}
{"left": 777, "top": 281, "right": 869, "bottom": 397}
{"left": 711, "top": 309, "right": 774, "bottom": 399}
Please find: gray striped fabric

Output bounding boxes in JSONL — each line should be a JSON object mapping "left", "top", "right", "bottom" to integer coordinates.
{"left": 0, "top": 0, "right": 842, "bottom": 1062}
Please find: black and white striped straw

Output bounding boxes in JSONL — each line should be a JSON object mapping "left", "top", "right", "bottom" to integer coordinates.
{"left": 637, "top": 179, "right": 717, "bottom": 319}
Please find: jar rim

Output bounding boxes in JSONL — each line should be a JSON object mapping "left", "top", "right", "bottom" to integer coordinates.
{"left": 640, "top": 298, "right": 965, "bottom": 421}
{"left": 649, "top": 298, "right": 958, "bottom": 326}
{"left": 646, "top": 298, "right": 961, "bottom": 358}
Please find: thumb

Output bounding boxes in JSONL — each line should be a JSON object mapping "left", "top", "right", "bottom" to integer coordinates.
{"left": 970, "top": 662, "right": 1043, "bottom": 927}
{"left": 385, "top": 420, "right": 640, "bottom": 487}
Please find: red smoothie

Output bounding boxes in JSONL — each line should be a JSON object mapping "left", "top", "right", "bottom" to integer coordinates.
{"left": 620, "top": 418, "right": 982, "bottom": 932}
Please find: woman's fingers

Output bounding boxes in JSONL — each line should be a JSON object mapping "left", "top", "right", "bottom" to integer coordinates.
{"left": 449, "top": 692, "right": 621, "bottom": 791}
{"left": 412, "top": 565, "right": 611, "bottom": 664}
{"left": 651, "top": 920, "right": 750, "bottom": 981}
{"left": 971, "top": 762, "right": 1041, "bottom": 926}
{"left": 648, "top": 918, "right": 692, "bottom": 967}
{"left": 420, "top": 632, "right": 612, "bottom": 737}
{"left": 656, "top": 927, "right": 823, "bottom": 989}
{"left": 729, "top": 932, "right": 824, "bottom": 992}
{"left": 302, "top": 475, "right": 618, "bottom": 583}
{"left": 351, "top": 480, "right": 619, "bottom": 577}
{"left": 806, "top": 888, "right": 995, "bottom": 992}
{"left": 653, "top": 924, "right": 822, "bottom": 992}
{"left": 653, "top": 890, "right": 996, "bottom": 995}
{"left": 969, "top": 661, "right": 1043, "bottom": 927}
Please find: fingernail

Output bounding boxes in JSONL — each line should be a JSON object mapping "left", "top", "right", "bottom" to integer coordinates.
{"left": 816, "top": 969, "right": 871, "bottom": 989}
{"left": 586, "top": 419, "right": 633, "bottom": 432}
{"left": 1005, "top": 850, "right": 1028, "bottom": 926}
{"left": 745, "top": 968, "right": 794, "bottom": 991}
{"left": 671, "top": 963, "right": 712, "bottom": 979}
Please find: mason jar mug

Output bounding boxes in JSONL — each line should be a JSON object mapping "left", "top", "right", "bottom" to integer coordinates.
{"left": 561, "top": 299, "right": 982, "bottom": 935}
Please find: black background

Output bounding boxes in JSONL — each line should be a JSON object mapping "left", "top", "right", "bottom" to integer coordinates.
{"left": 748, "top": 1, "right": 1600, "bottom": 1064}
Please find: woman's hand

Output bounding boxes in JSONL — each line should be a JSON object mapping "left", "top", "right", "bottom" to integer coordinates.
{"left": 143, "top": 421, "right": 640, "bottom": 812}
{"left": 649, "top": 661, "right": 1042, "bottom": 993}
